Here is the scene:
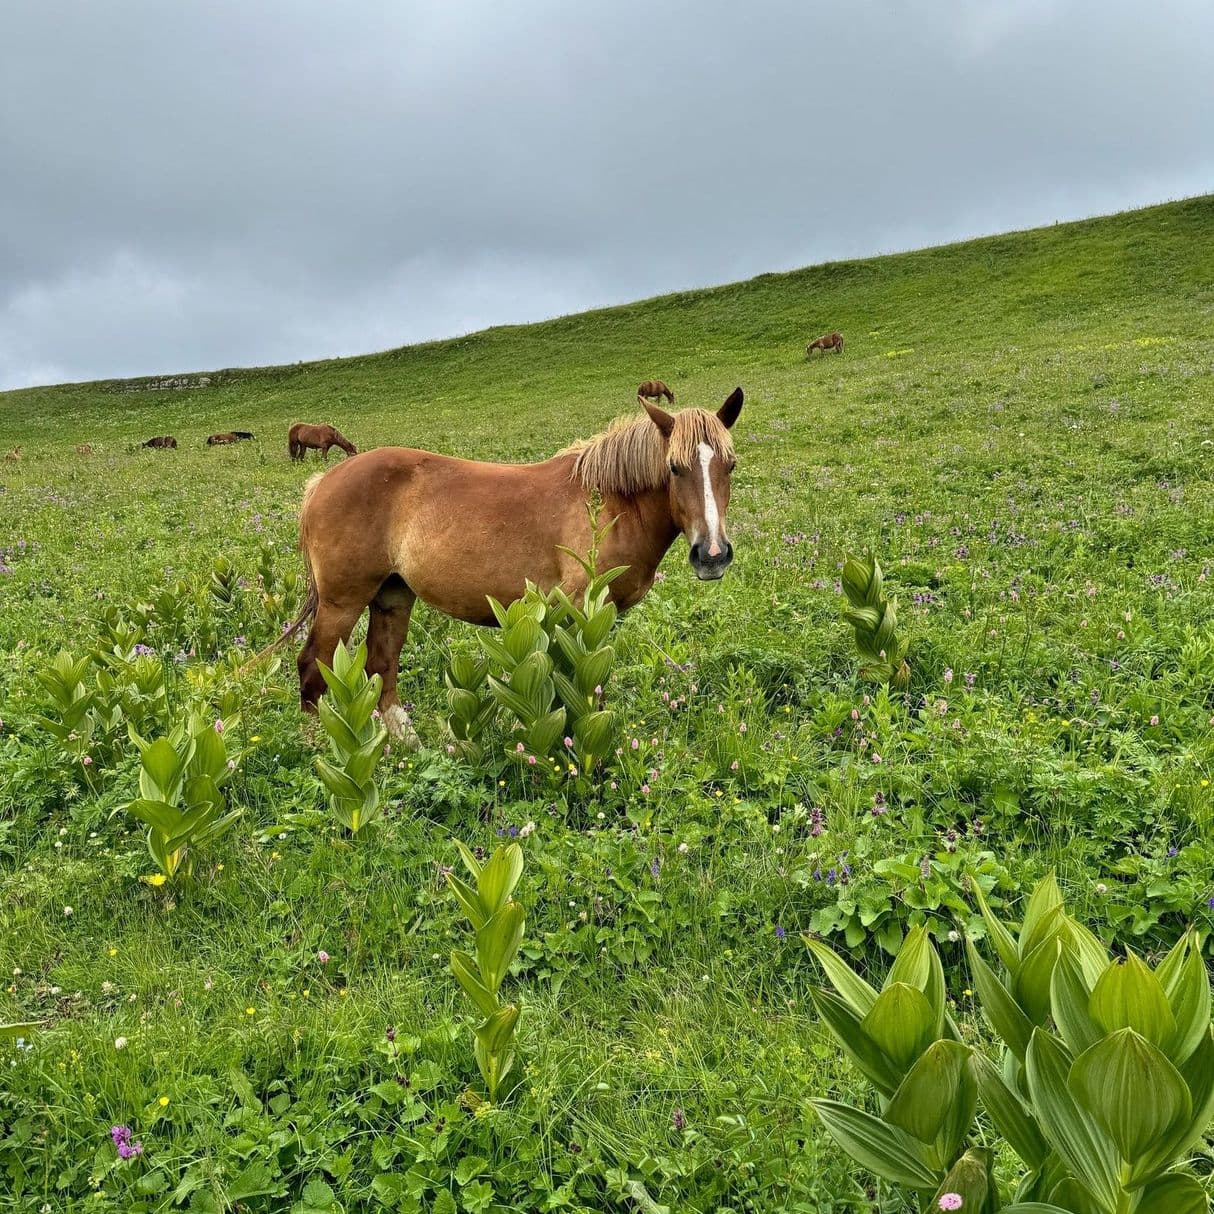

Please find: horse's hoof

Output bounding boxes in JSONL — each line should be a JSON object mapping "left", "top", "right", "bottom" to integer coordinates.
{"left": 383, "top": 705, "right": 421, "bottom": 751}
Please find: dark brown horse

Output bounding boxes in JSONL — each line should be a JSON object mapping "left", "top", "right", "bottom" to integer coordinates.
{"left": 283, "top": 389, "right": 743, "bottom": 741}
{"left": 289, "top": 423, "right": 357, "bottom": 461}
{"left": 143, "top": 436, "right": 177, "bottom": 449}
{"left": 206, "top": 432, "right": 256, "bottom": 445}
{"left": 806, "top": 332, "right": 844, "bottom": 356}
{"left": 637, "top": 380, "right": 675, "bottom": 404}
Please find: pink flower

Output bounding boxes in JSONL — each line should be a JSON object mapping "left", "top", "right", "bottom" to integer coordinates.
{"left": 527, "top": 755, "right": 536, "bottom": 765}
{"left": 81, "top": 755, "right": 93, "bottom": 766}
{"left": 739, "top": 722, "right": 747, "bottom": 734}
{"left": 563, "top": 736, "right": 573, "bottom": 748}
{"left": 1150, "top": 715, "right": 1159, "bottom": 726}
{"left": 943, "top": 668, "right": 954, "bottom": 684}
{"left": 515, "top": 742, "right": 525, "bottom": 752}
{"left": 214, "top": 718, "right": 224, "bottom": 733}
{"left": 631, "top": 738, "right": 639, "bottom": 750}
{"left": 641, "top": 784, "right": 651, "bottom": 794}
{"left": 938, "top": 1196, "right": 963, "bottom": 1211}
{"left": 317, "top": 950, "right": 330, "bottom": 964}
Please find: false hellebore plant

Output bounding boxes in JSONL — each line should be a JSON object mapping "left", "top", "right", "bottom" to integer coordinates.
{"left": 840, "top": 551, "right": 911, "bottom": 689}
{"left": 807, "top": 875, "right": 1214, "bottom": 1214}
{"left": 445, "top": 840, "right": 526, "bottom": 1104}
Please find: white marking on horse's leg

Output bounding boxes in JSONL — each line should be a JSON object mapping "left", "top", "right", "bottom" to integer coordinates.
{"left": 697, "top": 441, "right": 722, "bottom": 558}
{"left": 384, "top": 704, "right": 420, "bottom": 750}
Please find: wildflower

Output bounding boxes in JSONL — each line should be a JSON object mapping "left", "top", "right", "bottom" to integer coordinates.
{"left": 672, "top": 1107, "right": 687, "bottom": 1131}
{"left": 939, "top": 1195, "right": 963, "bottom": 1211}
{"left": 317, "top": 950, "right": 330, "bottom": 964}
{"left": 245, "top": 1007, "right": 256, "bottom": 1016}
{"left": 641, "top": 783, "right": 651, "bottom": 794}
{"left": 81, "top": 755, "right": 93, "bottom": 766}
{"left": 519, "top": 821, "right": 536, "bottom": 838}
{"left": 631, "top": 738, "right": 639, "bottom": 750}
{"left": 110, "top": 1125, "right": 143, "bottom": 1159}
{"left": 527, "top": 754, "right": 536, "bottom": 765}
{"left": 64, "top": 906, "right": 74, "bottom": 917}
{"left": 775, "top": 925, "right": 786, "bottom": 940}
{"left": 142, "top": 874, "right": 167, "bottom": 887}
{"left": 515, "top": 742, "right": 525, "bottom": 753}
{"left": 158, "top": 1096, "right": 169, "bottom": 1107}
{"left": 1150, "top": 715, "right": 1159, "bottom": 726}
{"left": 214, "top": 719, "right": 224, "bottom": 734}
{"left": 943, "top": 668, "right": 954, "bottom": 684}
{"left": 114, "top": 1036, "right": 128, "bottom": 1050}
{"left": 650, "top": 858, "right": 661, "bottom": 880}
{"left": 386, "top": 1025, "right": 396, "bottom": 1042}
{"left": 677, "top": 842, "right": 689, "bottom": 854}
{"left": 1095, "top": 883, "right": 1108, "bottom": 895}
{"left": 739, "top": 722, "right": 748, "bottom": 734}
{"left": 108, "top": 947, "right": 117, "bottom": 957}
{"left": 564, "top": 736, "right": 573, "bottom": 748}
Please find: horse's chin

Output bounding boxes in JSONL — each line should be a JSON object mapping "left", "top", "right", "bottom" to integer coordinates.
{"left": 692, "top": 566, "right": 728, "bottom": 582}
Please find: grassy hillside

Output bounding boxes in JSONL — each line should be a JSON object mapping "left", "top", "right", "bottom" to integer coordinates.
{"left": 2, "top": 196, "right": 1214, "bottom": 1212}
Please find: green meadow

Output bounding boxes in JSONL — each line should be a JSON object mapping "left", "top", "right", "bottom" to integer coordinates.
{"left": 1, "top": 195, "right": 1213, "bottom": 1211}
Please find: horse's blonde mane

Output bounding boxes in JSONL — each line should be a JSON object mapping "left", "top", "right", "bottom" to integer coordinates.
{"left": 563, "top": 409, "right": 734, "bottom": 496}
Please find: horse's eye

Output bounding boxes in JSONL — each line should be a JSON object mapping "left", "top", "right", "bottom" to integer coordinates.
{"left": 669, "top": 463, "right": 683, "bottom": 476}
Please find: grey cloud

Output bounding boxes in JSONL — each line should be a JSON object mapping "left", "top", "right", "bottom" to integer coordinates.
{"left": 2, "top": 0, "right": 1212, "bottom": 388}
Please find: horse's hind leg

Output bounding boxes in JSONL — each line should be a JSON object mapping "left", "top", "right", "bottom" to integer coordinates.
{"left": 366, "top": 576, "right": 419, "bottom": 748}
{"left": 298, "top": 601, "right": 365, "bottom": 712}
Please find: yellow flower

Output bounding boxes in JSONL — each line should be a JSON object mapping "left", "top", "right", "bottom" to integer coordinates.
{"left": 250, "top": 735, "right": 261, "bottom": 742}
{"left": 339, "top": 987, "right": 349, "bottom": 998}
{"left": 245, "top": 1007, "right": 256, "bottom": 1016}
{"left": 216, "top": 863, "right": 225, "bottom": 871}
{"left": 964, "top": 988, "right": 973, "bottom": 997}
{"left": 1202, "top": 780, "right": 1210, "bottom": 789}
{"left": 302, "top": 988, "right": 311, "bottom": 997}
{"left": 158, "top": 1096, "right": 169, "bottom": 1107}
{"left": 141, "top": 873, "right": 167, "bottom": 887}
{"left": 108, "top": 947, "right": 118, "bottom": 957}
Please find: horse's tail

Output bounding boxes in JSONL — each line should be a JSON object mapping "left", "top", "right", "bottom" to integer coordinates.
{"left": 236, "top": 473, "right": 324, "bottom": 676}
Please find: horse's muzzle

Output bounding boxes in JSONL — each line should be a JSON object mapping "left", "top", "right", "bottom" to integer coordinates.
{"left": 690, "top": 540, "right": 733, "bottom": 580}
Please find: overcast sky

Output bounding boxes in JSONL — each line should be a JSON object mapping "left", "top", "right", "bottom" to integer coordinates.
{"left": 2, "top": 1, "right": 1212, "bottom": 390}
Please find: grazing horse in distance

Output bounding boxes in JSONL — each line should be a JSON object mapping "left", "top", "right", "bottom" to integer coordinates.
{"left": 4, "top": 446, "right": 21, "bottom": 462}
{"left": 75, "top": 443, "right": 94, "bottom": 455}
{"left": 637, "top": 380, "right": 675, "bottom": 404}
{"left": 143, "top": 436, "right": 177, "bottom": 449}
{"left": 806, "top": 331, "right": 844, "bottom": 357}
{"left": 207, "top": 431, "right": 256, "bottom": 445}
{"left": 279, "top": 388, "right": 744, "bottom": 742}
{"left": 230, "top": 431, "right": 256, "bottom": 440}
{"left": 288, "top": 422, "right": 357, "bottom": 461}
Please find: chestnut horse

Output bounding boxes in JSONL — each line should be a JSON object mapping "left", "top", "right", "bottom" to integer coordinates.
{"left": 289, "top": 422, "right": 357, "bottom": 461}
{"left": 143, "top": 436, "right": 177, "bottom": 449}
{"left": 637, "top": 380, "right": 675, "bottom": 404}
{"left": 806, "top": 332, "right": 844, "bottom": 356}
{"left": 285, "top": 389, "right": 743, "bottom": 741}
{"left": 207, "top": 431, "right": 256, "bottom": 445}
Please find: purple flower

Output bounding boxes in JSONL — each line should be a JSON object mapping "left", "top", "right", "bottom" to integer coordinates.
{"left": 110, "top": 1125, "right": 143, "bottom": 1159}
{"left": 672, "top": 1107, "right": 687, "bottom": 1131}
{"left": 650, "top": 857, "right": 661, "bottom": 880}
{"left": 810, "top": 806, "right": 825, "bottom": 836}
{"left": 774, "top": 925, "right": 786, "bottom": 940}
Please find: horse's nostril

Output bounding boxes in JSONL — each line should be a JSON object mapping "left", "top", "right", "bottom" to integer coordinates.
{"left": 689, "top": 542, "right": 702, "bottom": 565}
{"left": 722, "top": 542, "right": 734, "bottom": 564}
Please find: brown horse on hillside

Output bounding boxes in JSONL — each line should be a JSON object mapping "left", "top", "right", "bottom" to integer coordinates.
{"left": 143, "top": 436, "right": 177, "bottom": 449}
{"left": 280, "top": 389, "right": 744, "bottom": 742}
{"left": 806, "top": 332, "right": 844, "bottom": 356}
{"left": 289, "top": 422, "right": 357, "bottom": 461}
{"left": 637, "top": 380, "right": 675, "bottom": 404}
{"left": 207, "top": 431, "right": 256, "bottom": 445}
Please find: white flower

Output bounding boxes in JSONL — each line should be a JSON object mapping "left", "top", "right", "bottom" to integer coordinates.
{"left": 677, "top": 842, "right": 689, "bottom": 854}
{"left": 63, "top": 906, "right": 73, "bottom": 917}
{"left": 948, "top": 930, "right": 960, "bottom": 942}
{"left": 114, "top": 1036, "right": 128, "bottom": 1050}
{"left": 519, "top": 821, "right": 536, "bottom": 838}
{"left": 1095, "top": 883, "right": 1108, "bottom": 895}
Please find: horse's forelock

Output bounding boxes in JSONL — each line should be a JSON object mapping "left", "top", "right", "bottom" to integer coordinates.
{"left": 567, "top": 408, "right": 733, "bottom": 496}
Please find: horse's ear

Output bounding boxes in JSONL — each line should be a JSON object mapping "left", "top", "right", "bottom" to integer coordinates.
{"left": 718, "top": 387, "right": 744, "bottom": 429}
{"left": 641, "top": 399, "right": 676, "bottom": 438}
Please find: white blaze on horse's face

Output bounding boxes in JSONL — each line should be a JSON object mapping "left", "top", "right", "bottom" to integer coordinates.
{"left": 697, "top": 442, "right": 723, "bottom": 558}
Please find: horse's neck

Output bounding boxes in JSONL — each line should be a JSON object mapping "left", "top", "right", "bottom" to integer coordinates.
{"left": 597, "top": 486, "right": 680, "bottom": 578}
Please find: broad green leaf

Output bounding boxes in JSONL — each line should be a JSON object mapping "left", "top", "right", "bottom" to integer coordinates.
{"left": 1025, "top": 1029, "right": 1120, "bottom": 1207}
{"left": 1130, "top": 1026, "right": 1214, "bottom": 1185}
{"left": 1050, "top": 948, "right": 1104, "bottom": 1057}
{"left": 1070, "top": 1028, "right": 1190, "bottom": 1167}
{"left": 1015, "top": 935, "right": 1062, "bottom": 1026}
{"left": 809, "top": 988, "right": 902, "bottom": 1096}
{"left": 930, "top": 1147, "right": 991, "bottom": 1214}
{"left": 1133, "top": 1171, "right": 1208, "bottom": 1214}
{"left": 125, "top": 798, "right": 181, "bottom": 836}
{"left": 1089, "top": 951, "right": 1176, "bottom": 1048}
{"left": 970, "top": 879, "right": 1021, "bottom": 973}
{"left": 452, "top": 839, "right": 482, "bottom": 881}
{"left": 314, "top": 757, "right": 364, "bottom": 802}
{"left": 804, "top": 937, "right": 879, "bottom": 1017}
{"left": 478, "top": 844, "right": 523, "bottom": 915}
{"left": 967, "top": 939, "right": 1034, "bottom": 1059}
{"left": 0, "top": 1022, "right": 42, "bottom": 1037}
{"left": 451, "top": 951, "right": 499, "bottom": 1019}
{"left": 1018, "top": 873, "right": 1064, "bottom": 957}
{"left": 474, "top": 1003, "right": 519, "bottom": 1055}
{"left": 475, "top": 902, "right": 525, "bottom": 991}
{"left": 1000, "top": 1206, "right": 1079, "bottom": 1213}
{"left": 884, "top": 1040, "right": 972, "bottom": 1146}
{"left": 809, "top": 1100, "right": 939, "bottom": 1189}
{"left": 141, "top": 736, "right": 188, "bottom": 802}
{"left": 1048, "top": 1178, "right": 1105, "bottom": 1214}
{"left": 1062, "top": 915, "right": 1110, "bottom": 989}
{"left": 1164, "top": 942, "right": 1210, "bottom": 1066}
{"left": 862, "top": 982, "right": 938, "bottom": 1071}
{"left": 970, "top": 1052, "right": 1049, "bottom": 1169}
{"left": 526, "top": 708, "right": 568, "bottom": 757}
{"left": 445, "top": 872, "right": 487, "bottom": 930}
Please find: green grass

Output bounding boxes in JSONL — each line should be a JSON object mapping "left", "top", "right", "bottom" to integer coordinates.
{"left": 2, "top": 195, "right": 1214, "bottom": 1212}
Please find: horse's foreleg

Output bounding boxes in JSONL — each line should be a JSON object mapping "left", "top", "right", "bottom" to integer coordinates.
{"left": 367, "top": 579, "right": 419, "bottom": 748}
{"left": 298, "top": 601, "right": 364, "bottom": 712}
